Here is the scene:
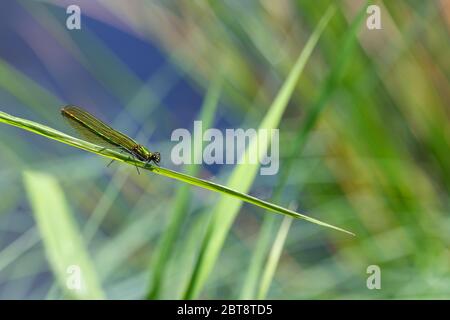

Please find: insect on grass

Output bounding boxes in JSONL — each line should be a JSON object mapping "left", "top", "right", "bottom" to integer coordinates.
{"left": 61, "top": 105, "right": 160, "bottom": 173}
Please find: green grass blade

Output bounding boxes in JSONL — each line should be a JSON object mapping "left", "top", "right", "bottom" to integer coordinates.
{"left": 239, "top": 216, "right": 277, "bottom": 299}
{"left": 156, "top": 167, "right": 351, "bottom": 233}
{"left": 257, "top": 216, "right": 293, "bottom": 299}
{"left": 0, "top": 109, "right": 353, "bottom": 236}
{"left": 146, "top": 74, "right": 223, "bottom": 299}
{"left": 0, "top": 59, "right": 62, "bottom": 123}
{"left": 183, "top": 5, "right": 338, "bottom": 299}
{"left": 240, "top": 3, "right": 368, "bottom": 299}
{"left": 0, "top": 227, "right": 40, "bottom": 273}
{"left": 0, "top": 107, "right": 353, "bottom": 232}
{"left": 23, "top": 170, "right": 105, "bottom": 299}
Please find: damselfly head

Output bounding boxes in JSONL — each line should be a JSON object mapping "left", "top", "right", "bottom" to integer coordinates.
{"left": 151, "top": 152, "right": 161, "bottom": 165}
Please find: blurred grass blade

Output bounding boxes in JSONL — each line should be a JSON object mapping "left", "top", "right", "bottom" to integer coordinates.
{"left": 241, "top": 3, "right": 368, "bottom": 299}
{"left": 0, "top": 227, "right": 40, "bottom": 273}
{"left": 257, "top": 216, "right": 293, "bottom": 299}
{"left": 0, "top": 59, "right": 62, "bottom": 122}
{"left": 0, "top": 110, "right": 353, "bottom": 235}
{"left": 240, "top": 216, "right": 277, "bottom": 299}
{"left": 147, "top": 73, "right": 222, "bottom": 299}
{"left": 23, "top": 170, "right": 104, "bottom": 299}
{"left": 183, "top": 6, "right": 337, "bottom": 299}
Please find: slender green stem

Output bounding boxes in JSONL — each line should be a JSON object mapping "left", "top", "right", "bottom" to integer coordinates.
{"left": 0, "top": 109, "right": 354, "bottom": 235}
{"left": 257, "top": 216, "right": 293, "bottom": 299}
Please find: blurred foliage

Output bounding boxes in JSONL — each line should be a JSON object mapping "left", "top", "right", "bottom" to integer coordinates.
{"left": 0, "top": 0, "right": 449, "bottom": 299}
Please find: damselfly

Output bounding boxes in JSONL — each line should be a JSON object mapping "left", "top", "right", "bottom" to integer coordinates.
{"left": 61, "top": 105, "right": 160, "bottom": 173}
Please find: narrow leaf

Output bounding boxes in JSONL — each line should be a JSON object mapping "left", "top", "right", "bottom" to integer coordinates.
{"left": 0, "top": 110, "right": 353, "bottom": 236}
{"left": 23, "top": 170, "right": 104, "bottom": 299}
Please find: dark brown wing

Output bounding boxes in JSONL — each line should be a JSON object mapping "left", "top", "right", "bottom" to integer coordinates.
{"left": 61, "top": 105, "right": 138, "bottom": 151}
{"left": 61, "top": 112, "right": 120, "bottom": 150}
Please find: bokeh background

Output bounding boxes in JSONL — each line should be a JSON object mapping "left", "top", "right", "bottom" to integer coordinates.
{"left": 0, "top": 0, "right": 449, "bottom": 299}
